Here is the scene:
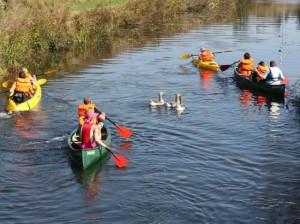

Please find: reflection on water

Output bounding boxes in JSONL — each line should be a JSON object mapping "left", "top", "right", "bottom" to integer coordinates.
{"left": 1, "top": 0, "right": 300, "bottom": 223}
{"left": 118, "top": 141, "right": 133, "bottom": 152}
{"left": 268, "top": 101, "right": 282, "bottom": 117}
{"left": 200, "top": 70, "right": 213, "bottom": 92}
{"left": 13, "top": 110, "right": 48, "bottom": 140}
{"left": 238, "top": 88, "right": 286, "bottom": 118}
{"left": 239, "top": 89, "right": 253, "bottom": 106}
{"left": 70, "top": 156, "right": 109, "bottom": 201}
{"left": 256, "top": 95, "right": 267, "bottom": 107}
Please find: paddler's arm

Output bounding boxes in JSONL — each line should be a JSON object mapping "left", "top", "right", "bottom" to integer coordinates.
{"left": 9, "top": 82, "right": 16, "bottom": 97}
{"left": 95, "top": 107, "right": 106, "bottom": 121}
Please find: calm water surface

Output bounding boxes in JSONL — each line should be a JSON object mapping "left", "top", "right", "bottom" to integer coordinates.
{"left": 1, "top": 1, "right": 300, "bottom": 223}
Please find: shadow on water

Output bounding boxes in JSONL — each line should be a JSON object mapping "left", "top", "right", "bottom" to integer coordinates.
{"left": 69, "top": 154, "right": 110, "bottom": 200}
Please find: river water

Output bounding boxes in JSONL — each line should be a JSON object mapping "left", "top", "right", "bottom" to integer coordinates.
{"left": 1, "top": 1, "right": 300, "bottom": 223}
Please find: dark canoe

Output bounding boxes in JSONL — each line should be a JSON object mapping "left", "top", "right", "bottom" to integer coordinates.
{"left": 67, "top": 123, "right": 111, "bottom": 169}
{"left": 234, "top": 68, "right": 285, "bottom": 97}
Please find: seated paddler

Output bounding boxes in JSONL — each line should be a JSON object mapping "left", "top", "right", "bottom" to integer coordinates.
{"left": 253, "top": 61, "right": 268, "bottom": 83}
{"left": 9, "top": 71, "right": 34, "bottom": 103}
{"left": 80, "top": 111, "right": 103, "bottom": 149}
{"left": 22, "top": 67, "right": 37, "bottom": 84}
{"left": 77, "top": 96, "right": 106, "bottom": 131}
{"left": 238, "top": 52, "right": 255, "bottom": 79}
{"left": 199, "top": 47, "right": 214, "bottom": 62}
{"left": 265, "top": 60, "right": 285, "bottom": 85}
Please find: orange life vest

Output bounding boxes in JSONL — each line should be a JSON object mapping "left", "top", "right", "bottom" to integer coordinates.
{"left": 15, "top": 78, "right": 31, "bottom": 94}
{"left": 256, "top": 64, "right": 268, "bottom": 81}
{"left": 239, "top": 59, "right": 254, "bottom": 76}
{"left": 201, "top": 50, "right": 214, "bottom": 62}
{"left": 77, "top": 103, "right": 96, "bottom": 117}
{"left": 256, "top": 65, "right": 268, "bottom": 75}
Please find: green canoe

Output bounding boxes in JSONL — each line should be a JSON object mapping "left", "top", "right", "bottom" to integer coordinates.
{"left": 67, "top": 123, "right": 111, "bottom": 169}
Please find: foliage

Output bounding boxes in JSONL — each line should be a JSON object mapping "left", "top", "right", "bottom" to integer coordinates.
{"left": 0, "top": 0, "right": 239, "bottom": 75}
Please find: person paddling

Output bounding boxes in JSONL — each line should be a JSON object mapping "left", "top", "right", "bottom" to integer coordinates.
{"left": 77, "top": 96, "right": 106, "bottom": 134}
{"left": 238, "top": 52, "right": 255, "bottom": 79}
{"left": 80, "top": 111, "right": 102, "bottom": 149}
{"left": 22, "top": 67, "right": 36, "bottom": 84}
{"left": 265, "top": 60, "right": 285, "bottom": 85}
{"left": 254, "top": 61, "right": 268, "bottom": 83}
{"left": 199, "top": 47, "right": 214, "bottom": 62}
{"left": 9, "top": 71, "right": 34, "bottom": 103}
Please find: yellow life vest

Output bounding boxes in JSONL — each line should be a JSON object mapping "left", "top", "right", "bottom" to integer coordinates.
{"left": 77, "top": 103, "right": 96, "bottom": 117}
{"left": 15, "top": 78, "right": 31, "bottom": 93}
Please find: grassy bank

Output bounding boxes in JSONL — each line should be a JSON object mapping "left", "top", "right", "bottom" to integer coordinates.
{"left": 0, "top": 0, "right": 241, "bottom": 78}
{"left": 71, "top": 0, "right": 129, "bottom": 11}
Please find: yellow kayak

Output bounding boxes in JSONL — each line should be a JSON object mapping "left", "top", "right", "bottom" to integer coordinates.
{"left": 5, "top": 79, "right": 44, "bottom": 112}
{"left": 193, "top": 56, "right": 219, "bottom": 72}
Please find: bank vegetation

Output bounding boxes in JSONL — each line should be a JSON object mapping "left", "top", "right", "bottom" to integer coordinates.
{"left": 0, "top": 0, "right": 240, "bottom": 77}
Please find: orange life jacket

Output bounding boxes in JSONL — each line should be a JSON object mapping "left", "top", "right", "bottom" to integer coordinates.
{"left": 239, "top": 59, "right": 254, "bottom": 76}
{"left": 77, "top": 103, "right": 96, "bottom": 117}
{"left": 201, "top": 50, "right": 214, "bottom": 62}
{"left": 15, "top": 78, "right": 31, "bottom": 94}
{"left": 256, "top": 65, "right": 268, "bottom": 75}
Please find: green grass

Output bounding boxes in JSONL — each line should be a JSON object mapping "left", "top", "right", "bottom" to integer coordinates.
{"left": 71, "top": 0, "right": 128, "bottom": 11}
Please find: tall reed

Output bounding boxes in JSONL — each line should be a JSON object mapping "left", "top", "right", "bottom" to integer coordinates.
{"left": 0, "top": 0, "right": 243, "bottom": 77}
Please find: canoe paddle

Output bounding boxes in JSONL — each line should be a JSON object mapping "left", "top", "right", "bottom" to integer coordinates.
{"left": 1, "top": 69, "right": 56, "bottom": 89}
{"left": 100, "top": 142, "right": 128, "bottom": 168}
{"left": 106, "top": 117, "right": 133, "bottom": 139}
{"left": 220, "top": 60, "right": 240, "bottom": 72}
{"left": 179, "top": 50, "right": 233, "bottom": 59}
{"left": 0, "top": 78, "right": 48, "bottom": 95}
{"left": 94, "top": 108, "right": 133, "bottom": 139}
{"left": 36, "top": 79, "right": 47, "bottom": 86}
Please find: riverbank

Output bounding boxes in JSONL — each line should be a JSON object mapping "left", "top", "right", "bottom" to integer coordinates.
{"left": 0, "top": 0, "right": 246, "bottom": 79}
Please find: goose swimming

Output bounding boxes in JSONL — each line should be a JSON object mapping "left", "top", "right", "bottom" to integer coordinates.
{"left": 176, "top": 95, "right": 185, "bottom": 112}
{"left": 149, "top": 91, "right": 165, "bottom": 107}
{"left": 166, "top": 93, "right": 180, "bottom": 108}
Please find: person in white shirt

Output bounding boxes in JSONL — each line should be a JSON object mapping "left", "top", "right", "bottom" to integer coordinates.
{"left": 265, "top": 61, "right": 285, "bottom": 85}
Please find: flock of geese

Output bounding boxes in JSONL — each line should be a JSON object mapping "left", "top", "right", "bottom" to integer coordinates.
{"left": 149, "top": 91, "right": 186, "bottom": 112}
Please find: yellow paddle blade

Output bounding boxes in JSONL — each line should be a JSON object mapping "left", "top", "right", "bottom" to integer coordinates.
{"left": 37, "top": 79, "right": 47, "bottom": 86}
{"left": 179, "top": 53, "right": 193, "bottom": 59}
{"left": 2, "top": 80, "right": 13, "bottom": 88}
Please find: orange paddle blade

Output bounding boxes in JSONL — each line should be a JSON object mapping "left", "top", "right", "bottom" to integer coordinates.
{"left": 116, "top": 125, "right": 133, "bottom": 139}
{"left": 113, "top": 154, "right": 128, "bottom": 168}
{"left": 282, "top": 77, "right": 289, "bottom": 84}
